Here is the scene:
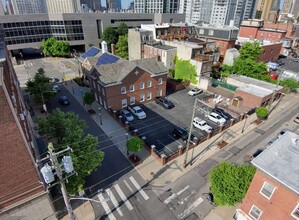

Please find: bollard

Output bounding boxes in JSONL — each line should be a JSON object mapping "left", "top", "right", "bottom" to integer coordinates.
{"left": 240, "top": 113, "right": 244, "bottom": 121}
{"left": 133, "top": 129, "right": 138, "bottom": 136}
{"left": 125, "top": 121, "right": 129, "bottom": 131}
{"left": 113, "top": 110, "right": 117, "bottom": 118}
{"left": 219, "top": 125, "right": 223, "bottom": 133}
{"left": 151, "top": 145, "right": 156, "bottom": 156}
{"left": 230, "top": 118, "right": 234, "bottom": 127}
{"left": 118, "top": 115, "right": 122, "bottom": 123}
{"left": 207, "top": 130, "right": 212, "bottom": 140}
{"left": 161, "top": 154, "right": 166, "bottom": 166}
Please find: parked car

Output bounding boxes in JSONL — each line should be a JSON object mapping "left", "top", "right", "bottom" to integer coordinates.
{"left": 52, "top": 84, "right": 61, "bottom": 93}
{"left": 267, "top": 137, "right": 278, "bottom": 146}
{"left": 120, "top": 109, "right": 134, "bottom": 122}
{"left": 59, "top": 96, "right": 70, "bottom": 105}
{"left": 50, "top": 77, "right": 60, "bottom": 83}
{"left": 128, "top": 106, "right": 146, "bottom": 119}
{"left": 188, "top": 88, "right": 203, "bottom": 96}
{"left": 206, "top": 112, "right": 226, "bottom": 125}
{"left": 193, "top": 117, "right": 213, "bottom": 132}
{"left": 277, "top": 128, "right": 290, "bottom": 138}
{"left": 294, "top": 58, "right": 299, "bottom": 62}
{"left": 294, "top": 115, "right": 299, "bottom": 124}
{"left": 212, "top": 108, "right": 232, "bottom": 120}
{"left": 155, "top": 97, "right": 174, "bottom": 109}
{"left": 172, "top": 127, "right": 194, "bottom": 141}
{"left": 277, "top": 60, "right": 284, "bottom": 66}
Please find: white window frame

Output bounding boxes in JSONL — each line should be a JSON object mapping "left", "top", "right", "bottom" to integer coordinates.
{"left": 140, "top": 94, "right": 145, "bottom": 102}
{"left": 121, "top": 86, "right": 126, "bottom": 94}
{"left": 147, "top": 92, "right": 152, "bottom": 100}
{"left": 121, "top": 99, "right": 127, "bottom": 107}
{"left": 130, "top": 96, "right": 135, "bottom": 105}
{"left": 147, "top": 80, "right": 152, "bottom": 88}
{"left": 260, "top": 181, "right": 276, "bottom": 199}
{"left": 102, "top": 88, "right": 105, "bottom": 96}
{"left": 249, "top": 205, "right": 262, "bottom": 220}
{"left": 158, "top": 78, "right": 163, "bottom": 85}
{"left": 158, "top": 89, "right": 162, "bottom": 97}
{"left": 129, "top": 84, "right": 135, "bottom": 92}
{"left": 291, "top": 203, "right": 299, "bottom": 219}
{"left": 140, "top": 82, "right": 144, "bottom": 89}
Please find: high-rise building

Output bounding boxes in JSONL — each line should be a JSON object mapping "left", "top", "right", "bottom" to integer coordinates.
{"left": 282, "top": 0, "right": 293, "bottom": 13}
{"left": 80, "top": 0, "right": 102, "bottom": 11}
{"left": 46, "top": 0, "right": 81, "bottom": 13}
{"left": 292, "top": 0, "right": 299, "bottom": 18}
{"left": 134, "top": 0, "right": 179, "bottom": 13}
{"left": 107, "top": 0, "right": 117, "bottom": 11}
{"left": 254, "top": 0, "right": 280, "bottom": 20}
{"left": 185, "top": 0, "right": 213, "bottom": 24}
{"left": 242, "top": 0, "right": 257, "bottom": 20}
{"left": 11, "top": 0, "right": 46, "bottom": 14}
{"left": 6, "top": 0, "right": 15, "bottom": 14}
{"left": 268, "top": 0, "right": 280, "bottom": 22}
{"left": 0, "top": 1, "right": 5, "bottom": 15}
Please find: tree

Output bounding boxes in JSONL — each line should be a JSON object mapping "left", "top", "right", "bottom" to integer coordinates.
{"left": 239, "top": 41, "right": 263, "bottom": 61}
{"left": 209, "top": 161, "right": 256, "bottom": 206}
{"left": 116, "top": 34, "right": 128, "bottom": 59}
{"left": 26, "top": 67, "right": 54, "bottom": 103}
{"left": 37, "top": 109, "right": 104, "bottom": 195}
{"left": 279, "top": 78, "right": 299, "bottom": 93}
{"left": 127, "top": 136, "right": 144, "bottom": 159}
{"left": 83, "top": 92, "right": 95, "bottom": 109}
{"left": 102, "top": 27, "right": 118, "bottom": 48}
{"left": 174, "top": 58, "right": 198, "bottom": 84}
{"left": 255, "top": 106, "right": 269, "bottom": 119}
{"left": 41, "top": 37, "right": 70, "bottom": 57}
{"left": 117, "top": 22, "right": 128, "bottom": 36}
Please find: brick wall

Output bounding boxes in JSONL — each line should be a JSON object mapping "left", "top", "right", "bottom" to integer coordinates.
{"left": 92, "top": 67, "right": 167, "bottom": 110}
{"left": 239, "top": 170, "right": 299, "bottom": 220}
{"left": 239, "top": 26, "right": 259, "bottom": 38}
{"left": 259, "top": 43, "right": 282, "bottom": 63}
{"left": 234, "top": 90, "right": 269, "bottom": 109}
{"left": 214, "top": 40, "right": 236, "bottom": 60}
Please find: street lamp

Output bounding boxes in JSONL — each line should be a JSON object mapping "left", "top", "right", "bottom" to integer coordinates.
{"left": 98, "top": 107, "right": 102, "bottom": 125}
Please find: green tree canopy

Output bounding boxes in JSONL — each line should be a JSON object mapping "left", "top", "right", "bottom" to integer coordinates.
{"left": 37, "top": 109, "right": 104, "bottom": 195}
{"left": 239, "top": 41, "right": 263, "bottom": 61}
{"left": 279, "top": 78, "right": 299, "bottom": 93}
{"left": 127, "top": 136, "right": 144, "bottom": 155}
{"left": 41, "top": 37, "right": 70, "bottom": 57}
{"left": 102, "top": 27, "right": 118, "bottom": 48}
{"left": 209, "top": 161, "right": 256, "bottom": 206}
{"left": 174, "top": 58, "right": 198, "bottom": 84}
{"left": 26, "top": 67, "right": 54, "bottom": 103}
{"left": 117, "top": 22, "right": 128, "bottom": 36}
{"left": 83, "top": 92, "right": 95, "bottom": 109}
{"left": 116, "top": 34, "right": 128, "bottom": 59}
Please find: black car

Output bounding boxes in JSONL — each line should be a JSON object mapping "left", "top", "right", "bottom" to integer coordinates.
{"left": 155, "top": 97, "right": 174, "bottom": 109}
{"left": 277, "top": 60, "right": 284, "bottom": 66}
{"left": 212, "top": 108, "right": 232, "bottom": 120}
{"left": 59, "top": 96, "right": 70, "bottom": 105}
{"left": 172, "top": 127, "right": 189, "bottom": 140}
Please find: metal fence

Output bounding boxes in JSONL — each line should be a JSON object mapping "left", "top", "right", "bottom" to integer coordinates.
{"left": 211, "top": 79, "right": 238, "bottom": 91}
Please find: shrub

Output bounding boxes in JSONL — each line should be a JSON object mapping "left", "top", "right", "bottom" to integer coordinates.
{"left": 255, "top": 106, "right": 268, "bottom": 119}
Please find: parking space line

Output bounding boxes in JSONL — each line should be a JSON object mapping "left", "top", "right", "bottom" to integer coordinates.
{"left": 156, "top": 139, "right": 175, "bottom": 154}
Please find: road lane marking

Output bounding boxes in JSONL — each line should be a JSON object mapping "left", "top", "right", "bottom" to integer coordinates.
{"left": 178, "top": 197, "right": 203, "bottom": 219}
{"left": 129, "top": 176, "right": 149, "bottom": 200}
{"left": 106, "top": 189, "right": 123, "bottom": 216}
{"left": 115, "top": 184, "right": 133, "bottom": 211}
{"left": 97, "top": 193, "right": 116, "bottom": 220}
{"left": 124, "top": 180, "right": 134, "bottom": 193}
{"left": 164, "top": 185, "right": 190, "bottom": 204}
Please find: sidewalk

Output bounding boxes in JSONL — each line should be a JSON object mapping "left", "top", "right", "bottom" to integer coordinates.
{"left": 62, "top": 80, "right": 297, "bottom": 220}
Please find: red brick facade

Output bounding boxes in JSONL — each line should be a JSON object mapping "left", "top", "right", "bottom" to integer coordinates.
{"left": 259, "top": 43, "right": 282, "bottom": 63}
{"left": 214, "top": 40, "right": 236, "bottom": 60}
{"left": 239, "top": 25, "right": 287, "bottom": 42}
{"left": 239, "top": 170, "right": 299, "bottom": 220}
{"left": 90, "top": 67, "right": 167, "bottom": 111}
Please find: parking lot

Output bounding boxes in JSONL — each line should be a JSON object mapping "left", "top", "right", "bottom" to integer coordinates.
{"left": 128, "top": 89, "right": 233, "bottom": 157}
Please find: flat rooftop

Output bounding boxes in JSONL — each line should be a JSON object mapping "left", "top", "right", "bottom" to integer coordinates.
{"left": 237, "top": 84, "right": 272, "bottom": 97}
{"left": 194, "top": 23, "right": 239, "bottom": 31}
{"left": 152, "top": 44, "right": 176, "bottom": 50}
{"left": 229, "top": 74, "right": 283, "bottom": 91}
{"left": 252, "top": 131, "right": 299, "bottom": 194}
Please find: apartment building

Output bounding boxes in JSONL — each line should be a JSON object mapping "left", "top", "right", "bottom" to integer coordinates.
{"left": 235, "top": 131, "right": 299, "bottom": 220}
{"left": 11, "top": 0, "right": 46, "bottom": 14}
{"left": 46, "top": 0, "right": 81, "bottom": 13}
{"left": 134, "top": 0, "right": 179, "bottom": 13}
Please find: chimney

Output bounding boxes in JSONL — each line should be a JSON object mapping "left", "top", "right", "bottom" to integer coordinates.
{"left": 111, "top": 44, "right": 116, "bottom": 55}
{"left": 101, "top": 41, "right": 108, "bottom": 53}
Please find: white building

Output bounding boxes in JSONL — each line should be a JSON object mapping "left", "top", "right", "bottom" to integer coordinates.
{"left": 46, "top": 0, "right": 81, "bottom": 13}
{"left": 134, "top": 0, "right": 179, "bottom": 13}
{"left": 11, "top": 0, "right": 46, "bottom": 14}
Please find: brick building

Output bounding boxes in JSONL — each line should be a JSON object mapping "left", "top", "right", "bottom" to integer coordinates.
{"left": 0, "top": 25, "right": 54, "bottom": 219}
{"left": 227, "top": 75, "right": 283, "bottom": 109}
{"left": 235, "top": 131, "right": 299, "bottom": 220}
{"left": 83, "top": 49, "right": 168, "bottom": 111}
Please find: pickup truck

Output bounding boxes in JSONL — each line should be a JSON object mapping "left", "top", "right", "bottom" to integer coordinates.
{"left": 193, "top": 117, "right": 213, "bottom": 132}
{"left": 128, "top": 106, "right": 146, "bottom": 119}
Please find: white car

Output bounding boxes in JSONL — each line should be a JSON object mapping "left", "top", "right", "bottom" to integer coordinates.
{"left": 193, "top": 117, "right": 213, "bottom": 132}
{"left": 188, "top": 88, "right": 203, "bottom": 96}
{"left": 206, "top": 112, "right": 226, "bottom": 125}
{"left": 128, "top": 106, "right": 146, "bottom": 119}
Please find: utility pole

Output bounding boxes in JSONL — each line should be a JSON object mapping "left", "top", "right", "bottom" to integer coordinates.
{"left": 183, "top": 98, "right": 197, "bottom": 168}
{"left": 268, "top": 79, "right": 280, "bottom": 112}
{"left": 39, "top": 143, "right": 76, "bottom": 220}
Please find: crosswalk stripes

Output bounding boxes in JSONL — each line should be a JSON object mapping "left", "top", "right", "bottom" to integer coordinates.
{"left": 98, "top": 193, "right": 116, "bottom": 220}
{"left": 129, "top": 176, "right": 149, "bottom": 200}
{"left": 115, "top": 184, "right": 134, "bottom": 211}
{"left": 95, "top": 176, "right": 149, "bottom": 218}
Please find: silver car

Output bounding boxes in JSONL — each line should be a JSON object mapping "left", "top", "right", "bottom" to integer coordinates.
{"left": 120, "top": 109, "right": 134, "bottom": 122}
